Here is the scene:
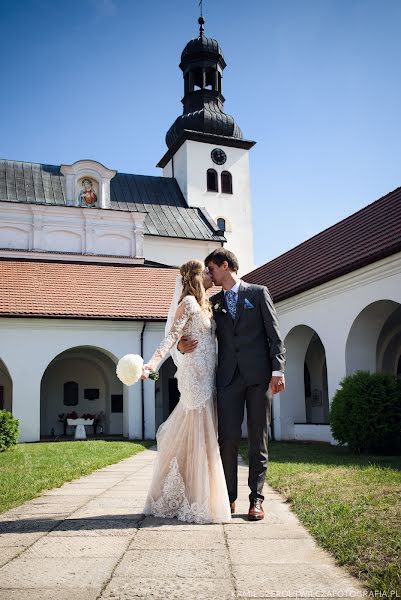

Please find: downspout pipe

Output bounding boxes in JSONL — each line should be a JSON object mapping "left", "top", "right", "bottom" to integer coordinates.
{"left": 140, "top": 321, "right": 147, "bottom": 441}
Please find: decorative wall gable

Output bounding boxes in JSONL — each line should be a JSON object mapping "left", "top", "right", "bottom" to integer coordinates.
{"left": 60, "top": 160, "right": 116, "bottom": 209}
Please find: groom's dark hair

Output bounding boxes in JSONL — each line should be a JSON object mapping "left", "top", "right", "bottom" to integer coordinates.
{"left": 205, "top": 248, "right": 239, "bottom": 273}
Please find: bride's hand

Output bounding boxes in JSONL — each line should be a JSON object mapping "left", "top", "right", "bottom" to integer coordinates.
{"left": 141, "top": 364, "right": 151, "bottom": 380}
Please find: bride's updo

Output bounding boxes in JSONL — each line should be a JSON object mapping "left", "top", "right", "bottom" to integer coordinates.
{"left": 179, "top": 259, "right": 212, "bottom": 317}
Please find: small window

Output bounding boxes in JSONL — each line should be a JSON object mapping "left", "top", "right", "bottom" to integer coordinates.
{"left": 111, "top": 394, "right": 123, "bottom": 413}
{"left": 64, "top": 381, "right": 79, "bottom": 406}
{"left": 207, "top": 169, "right": 218, "bottom": 192}
{"left": 217, "top": 218, "right": 226, "bottom": 233}
{"left": 84, "top": 388, "right": 99, "bottom": 401}
{"left": 221, "top": 171, "right": 233, "bottom": 194}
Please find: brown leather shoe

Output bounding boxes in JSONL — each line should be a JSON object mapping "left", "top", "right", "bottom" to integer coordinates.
{"left": 248, "top": 499, "right": 264, "bottom": 521}
{"left": 230, "top": 501, "right": 236, "bottom": 515}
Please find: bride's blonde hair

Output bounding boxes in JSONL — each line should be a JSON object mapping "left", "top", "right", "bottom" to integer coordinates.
{"left": 179, "top": 259, "right": 212, "bottom": 317}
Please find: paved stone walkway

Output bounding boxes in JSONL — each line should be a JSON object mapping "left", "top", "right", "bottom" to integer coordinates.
{"left": 0, "top": 447, "right": 367, "bottom": 599}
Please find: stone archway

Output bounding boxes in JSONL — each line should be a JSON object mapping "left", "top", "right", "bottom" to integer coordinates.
{"left": 281, "top": 325, "right": 328, "bottom": 440}
{"left": 346, "top": 300, "right": 401, "bottom": 375}
{"left": 40, "top": 346, "right": 123, "bottom": 438}
{"left": 0, "top": 358, "right": 12, "bottom": 413}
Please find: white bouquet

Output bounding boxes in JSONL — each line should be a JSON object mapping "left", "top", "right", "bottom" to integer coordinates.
{"left": 116, "top": 354, "right": 159, "bottom": 386}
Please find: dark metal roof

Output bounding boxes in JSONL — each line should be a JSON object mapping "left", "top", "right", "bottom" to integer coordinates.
{"left": 165, "top": 25, "right": 244, "bottom": 150}
{"left": 0, "top": 159, "right": 225, "bottom": 242}
{"left": 180, "top": 35, "right": 225, "bottom": 68}
{"left": 243, "top": 186, "right": 401, "bottom": 302}
{"left": 166, "top": 103, "right": 243, "bottom": 150}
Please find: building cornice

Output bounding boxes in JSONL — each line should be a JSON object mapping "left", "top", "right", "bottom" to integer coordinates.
{"left": 157, "top": 130, "right": 256, "bottom": 168}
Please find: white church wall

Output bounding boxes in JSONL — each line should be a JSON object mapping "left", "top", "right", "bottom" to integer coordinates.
{"left": 144, "top": 235, "right": 222, "bottom": 268}
{"left": 0, "top": 317, "right": 145, "bottom": 443}
{"left": 163, "top": 139, "right": 255, "bottom": 275}
{"left": 0, "top": 201, "right": 146, "bottom": 260}
{"left": 165, "top": 143, "right": 188, "bottom": 203}
{"left": 273, "top": 251, "right": 401, "bottom": 442}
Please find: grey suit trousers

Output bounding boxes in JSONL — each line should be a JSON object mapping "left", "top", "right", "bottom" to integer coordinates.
{"left": 217, "top": 366, "right": 272, "bottom": 503}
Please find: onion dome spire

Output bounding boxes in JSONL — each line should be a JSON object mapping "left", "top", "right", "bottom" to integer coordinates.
{"left": 165, "top": 17, "right": 243, "bottom": 149}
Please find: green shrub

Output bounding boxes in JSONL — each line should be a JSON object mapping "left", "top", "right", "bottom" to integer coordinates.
{"left": 330, "top": 370, "right": 401, "bottom": 454}
{"left": 0, "top": 410, "right": 19, "bottom": 451}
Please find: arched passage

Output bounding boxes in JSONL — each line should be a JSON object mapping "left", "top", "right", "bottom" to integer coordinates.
{"left": 0, "top": 358, "right": 13, "bottom": 413}
{"left": 155, "top": 356, "right": 179, "bottom": 432}
{"left": 346, "top": 300, "right": 401, "bottom": 375}
{"left": 40, "top": 345, "right": 123, "bottom": 438}
{"left": 281, "top": 325, "right": 328, "bottom": 439}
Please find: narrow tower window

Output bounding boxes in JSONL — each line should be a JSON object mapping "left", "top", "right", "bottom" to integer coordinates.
{"left": 207, "top": 169, "right": 218, "bottom": 192}
{"left": 221, "top": 171, "right": 233, "bottom": 194}
{"left": 217, "top": 218, "right": 226, "bottom": 233}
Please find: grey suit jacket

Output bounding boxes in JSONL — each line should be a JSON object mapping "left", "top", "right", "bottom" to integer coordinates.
{"left": 211, "top": 281, "right": 286, "bottom": 388}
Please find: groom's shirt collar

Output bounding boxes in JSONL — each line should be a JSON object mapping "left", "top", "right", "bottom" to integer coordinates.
{"left": 224, "top": 280, "right": 241, "bottom": 295}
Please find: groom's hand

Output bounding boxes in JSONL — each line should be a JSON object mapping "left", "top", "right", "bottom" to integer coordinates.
{"left": 177, "top": 336, "right": 198, "bottom": 354}
{"left": 270, "top": 374, "right": 285, "bottom": 394}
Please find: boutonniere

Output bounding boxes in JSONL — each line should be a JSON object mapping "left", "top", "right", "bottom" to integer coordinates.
{"left": 244, "top": 298, "right": 255, "bottom": 309}
{"left": 213, "top": 301, "right": 227, "bottom": 314}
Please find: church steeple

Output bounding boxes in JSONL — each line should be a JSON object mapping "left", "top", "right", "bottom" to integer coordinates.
{"left": 165, "top": 17, "right": 243, "bottom": 149}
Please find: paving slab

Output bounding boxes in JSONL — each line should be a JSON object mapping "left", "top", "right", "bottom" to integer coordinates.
{"left": 99, "top": 576, "right": 234, "bottom": 600}
{"left": 232, "top": 563, "right": 365, "bottom": 597}
{"left": 0, "top": 446, "right": 367, "bottom": 599}
{"left": 0, "top": 556, "right": 117, "bottom": 589}
{"left": 113, "top": 548, "right": 230, "bottom": 579}
{"left": 128, "top": 528, "right": 226, "bottom": 550}
{"left": 0, "top": 589, "right": 100, "bottom": 600}
{"left": 23, "top": 535, "right": 130, "bottom": 557}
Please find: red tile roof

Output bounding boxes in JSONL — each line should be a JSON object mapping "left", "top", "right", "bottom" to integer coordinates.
{"left": 0, "top": 260, "right": 179, "bottom": 320}
{"left": 0, "top": 259, "right": 221, "bottom": 320}
{"left": 243, "top": 186, "right": 401, "bottom": 302}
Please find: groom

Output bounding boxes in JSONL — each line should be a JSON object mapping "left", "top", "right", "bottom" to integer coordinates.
{"left": 178, "top": 248, "right": 286, "bottom": 521}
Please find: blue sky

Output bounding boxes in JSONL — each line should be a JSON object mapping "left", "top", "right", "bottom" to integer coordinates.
{"left": 1, "top": 0, "right": 400, "bottom": 267}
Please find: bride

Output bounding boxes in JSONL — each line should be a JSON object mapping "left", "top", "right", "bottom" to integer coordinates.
{"left": 141, "top": 259, "right": 231, "bottom": 524}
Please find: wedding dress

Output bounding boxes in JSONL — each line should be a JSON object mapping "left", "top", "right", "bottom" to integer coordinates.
{"left": 142, "top": 294, "right": 231, "bottom": 524}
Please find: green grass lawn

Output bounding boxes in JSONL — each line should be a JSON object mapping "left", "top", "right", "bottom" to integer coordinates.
{"left": 0, "top": 439, "right": 154, "bottom": 514}
{"left": 239, "top": 440, "right": 401, "bottom": 595}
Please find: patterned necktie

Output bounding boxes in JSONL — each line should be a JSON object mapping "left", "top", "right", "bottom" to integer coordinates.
{"left": 225, "top": 290, "right": 237, "bottom": 319}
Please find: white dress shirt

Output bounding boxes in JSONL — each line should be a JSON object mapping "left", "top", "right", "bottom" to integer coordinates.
{"left": 224, "top": 279, "right": 283, "bottom": 378}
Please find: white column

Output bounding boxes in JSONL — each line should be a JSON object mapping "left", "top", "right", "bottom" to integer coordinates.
{"left": 144, "top": 379, "right": 156, "bottom": 439}
{"left": 11, "top": 366, "right": 42, "bottom": 443}
{"left": 322, "top": 330, "right": 348, "bottom": 404}
{"left": 123, "top": 382, "right": 143, "bottom": 440}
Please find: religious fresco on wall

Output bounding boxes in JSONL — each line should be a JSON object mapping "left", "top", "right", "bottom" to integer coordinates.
{"left": 78, "top": 177, "right": 98, "bottom": 207}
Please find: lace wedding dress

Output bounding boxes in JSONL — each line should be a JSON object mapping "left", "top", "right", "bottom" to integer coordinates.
{"left": 142, "top": 294, "right": 231, "bottom": 524}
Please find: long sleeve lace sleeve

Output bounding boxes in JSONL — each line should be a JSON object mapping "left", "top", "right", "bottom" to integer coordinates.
{"left": 147, "top": 296, "right": 196, "bottom": 372}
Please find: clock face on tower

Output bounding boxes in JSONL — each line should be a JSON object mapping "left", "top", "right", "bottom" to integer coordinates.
{"left": 211, "top": 148, "right": 227, "bottom": 165}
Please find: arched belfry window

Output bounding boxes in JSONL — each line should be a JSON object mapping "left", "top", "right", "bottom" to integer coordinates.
{"left": 207, "top": 169, "right": 218, "bottom": 192}
{"left": 217, "top": 218, "right": 226, "bottom": 233}
{"left": 221, "top": 171, "right": 233, "bottom": 194}
{"left": 64, "top": 381, "right": 79, "bottom": 406}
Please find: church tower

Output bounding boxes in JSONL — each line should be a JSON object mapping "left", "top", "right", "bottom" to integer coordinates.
{"left": 157, "top": 17, "right": 255, "bottom": 274}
